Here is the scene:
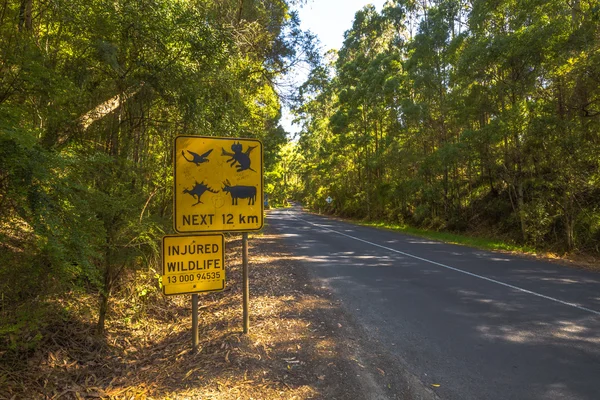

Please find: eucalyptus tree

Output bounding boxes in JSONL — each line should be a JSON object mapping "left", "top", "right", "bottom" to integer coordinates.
{"left": 294, "top": 59, "right": 339, "bottom": 209}
{"left": 401, "top": 0, "right": 466, "bottom": 226}
{"left": 294, "top": 0, "right": 600, "bottom": 253}
{"left": 327, "top": 4, "right": 411, "bottom": 218}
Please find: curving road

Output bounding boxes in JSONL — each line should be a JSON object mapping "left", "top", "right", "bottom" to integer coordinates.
{"left": 267, "top": 205, "right": 600, "bottom": 400}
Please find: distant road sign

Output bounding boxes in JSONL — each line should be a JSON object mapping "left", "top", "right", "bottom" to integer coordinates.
{"left": 326, "top": 196, "right": 332, "bottom": 204}
{"left": 162, "top": 234, "right": 225, "bottom": 295}
{"left": 174, "top": 136, "right": 263, "bottom": 232}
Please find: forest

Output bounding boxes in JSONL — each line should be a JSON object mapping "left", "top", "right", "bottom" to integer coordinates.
{"left": 0, "top": 0, "right": 315, "bottom": 349}
{"left": 291, "top": 0, "right": 600, "bottom": 255}
{"left": 1, "top": 0, "right": 599, "bottom": 359}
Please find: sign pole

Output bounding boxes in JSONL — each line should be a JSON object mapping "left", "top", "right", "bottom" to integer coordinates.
{"left": 242, "top": 232, "right": 249, "bottom": 334}
{"left": 192, "top": 293, "right": 199, "bottom": 349}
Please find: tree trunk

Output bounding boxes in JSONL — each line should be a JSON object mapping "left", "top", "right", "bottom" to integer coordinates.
{"left": 516, "top": 179, "right": 526, "bottom": 242}
{"left": 236, "top": 0, "right": 244, "bottom": 25}
{"left": 18, "top": 0, "right": 32, "bottom": 32}
{"left": 564, "top": 191, "right": 575, "bottom": 251}
{"left": 571, "top": 0, "right": 581, "bottom": 26}
{"left": 96, "top": 261, "right": 113, "bottom": 335}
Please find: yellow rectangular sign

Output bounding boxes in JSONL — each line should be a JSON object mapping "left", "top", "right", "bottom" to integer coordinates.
{"left": 174, "top": 135, "right": 263, "bottom": 232}
{"left": 162, "top": 234, "right": 225, "bottom": 296}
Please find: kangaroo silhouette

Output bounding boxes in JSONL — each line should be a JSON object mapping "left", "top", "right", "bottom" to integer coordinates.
{"left": 222, "top": 179, "right": 256, "bottom": 205}
{"left": 221, "top": 142, "right": 257, "bottom": 172}
{"left": 183, "top": 181, "right": 219, "bottom": 206}
{"left": 182, "top": 149, "right": 213, "bottom": 166}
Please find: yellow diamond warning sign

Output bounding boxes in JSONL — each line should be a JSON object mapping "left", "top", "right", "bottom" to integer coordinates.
{"left": 162, "top": 234, "right": 225, "bottom": 295}
{"left": 174, "top": 135, "right": 263, "bottom": 233}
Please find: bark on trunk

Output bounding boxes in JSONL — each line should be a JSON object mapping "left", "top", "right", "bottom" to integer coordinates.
{"left": 18, "top": 0, "right": 32, "bottom": 32}
{"left": 96, "top": 262, "right": 113, "bottom": 335}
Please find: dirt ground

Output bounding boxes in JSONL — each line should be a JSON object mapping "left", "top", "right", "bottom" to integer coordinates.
{"left": 0, "top": 221, "right": 438, "bottom": 399}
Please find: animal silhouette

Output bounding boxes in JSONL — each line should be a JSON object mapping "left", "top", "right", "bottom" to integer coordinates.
{"left": 222, "top": 179, "right": 256, "bottom": 205}
{"left": 183, "top": 181, "right": 219, "bottom": 206}
{"left": 182, "top": 149, "right": 213, "bottom": 166}
{"left": 221, "top": 142, "right": 257, "bottom": 172}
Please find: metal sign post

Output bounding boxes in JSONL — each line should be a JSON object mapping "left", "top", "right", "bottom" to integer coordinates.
{"left": 192, "top": 293, "right": 199, "bottom": 349}
{"left": 242, "top": 232, "right": 249, "bottom": 333}
{"left": 161, "top": 234, "right": 225, "bottom": 350}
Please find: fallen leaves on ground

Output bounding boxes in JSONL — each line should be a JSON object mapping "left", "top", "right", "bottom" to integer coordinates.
{"left": 0, "top": 229, "right": 368, "bottom": 399}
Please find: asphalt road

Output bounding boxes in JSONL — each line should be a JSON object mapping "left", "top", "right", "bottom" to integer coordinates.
{"left": 267, "top": 205, "right": 600, "bottom": 400}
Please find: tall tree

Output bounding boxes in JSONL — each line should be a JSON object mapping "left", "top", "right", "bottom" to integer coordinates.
{"left": 293, "top": 0, "right": 600, "bottom": 253}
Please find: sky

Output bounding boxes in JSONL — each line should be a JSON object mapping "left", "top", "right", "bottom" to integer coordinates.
{"left": 280, "top": 0, "right": 387, "bottom": 135}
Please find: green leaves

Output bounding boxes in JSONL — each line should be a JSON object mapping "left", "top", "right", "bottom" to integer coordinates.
{"left": 1, "top": 0, "right": 301, "bottom": 337}
{"left": 293, "top": 0, "right": 600, "bottom": 253}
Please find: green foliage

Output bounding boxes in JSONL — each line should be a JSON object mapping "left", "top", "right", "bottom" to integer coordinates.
{"left": 293, "top": 0, "right": 600, "bottom": 255}
{"left": 266, "top": 141, "right": 304, "bottom": 206}
{"left": 0, "top": 304, "right": 48, "bottom": 352}
{"left": 360, "top": 220, "right": 536, "bottom": 254}
{"left": 1, "top": 0, "right": 303, "bottom": 343}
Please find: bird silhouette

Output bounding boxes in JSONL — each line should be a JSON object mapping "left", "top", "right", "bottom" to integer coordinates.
{"left": 182, "top": 149, "right": 213, "bottom": 166}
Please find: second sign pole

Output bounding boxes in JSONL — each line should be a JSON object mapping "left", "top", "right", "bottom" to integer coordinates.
{"left": 242, "top": 232, "right": 249, "bottom": 334}
{"left": 192, "top": 293, "right": 199, "bottom": 349}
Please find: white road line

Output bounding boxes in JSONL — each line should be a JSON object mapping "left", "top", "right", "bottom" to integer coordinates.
{"left": 288, "top": 211, "right": 600, "bottom": 317}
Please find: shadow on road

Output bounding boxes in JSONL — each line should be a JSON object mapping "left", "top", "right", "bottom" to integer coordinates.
{"left": 268, "top": 207, "right": 600, "bottom": 400}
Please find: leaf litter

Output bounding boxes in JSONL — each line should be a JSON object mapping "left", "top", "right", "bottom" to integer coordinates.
{"left": 0, "top": 228, "right": 380, "bottom": 399}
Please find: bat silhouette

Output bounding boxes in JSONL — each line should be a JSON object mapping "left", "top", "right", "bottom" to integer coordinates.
{"left": 221, "top": 142, "right": 256, "bottom": 172}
